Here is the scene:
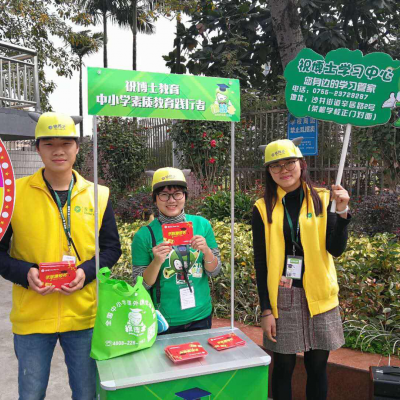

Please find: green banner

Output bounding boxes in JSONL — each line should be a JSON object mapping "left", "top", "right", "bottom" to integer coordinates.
{"left": 88, "top": 68, "right": 240, "bottom": 122}
{"left": 284, "top": 48, "right": 400, "bottom": 127}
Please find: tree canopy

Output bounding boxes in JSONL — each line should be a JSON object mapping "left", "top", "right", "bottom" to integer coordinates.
{"left": 164, "top": 0, "right": 400, "bottom": 93}
{"left": 0, "top": 0, "right": 89, "bottom": 110}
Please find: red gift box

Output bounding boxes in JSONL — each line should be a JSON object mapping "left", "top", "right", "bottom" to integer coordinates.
{"left": 162, "top": 222, "right": 193, "bottom": 246}
{"left": 165, "top": 342, "right": 208, "bottom": 363}
{"left": 39, "top": 261, "right": 76, "bottom": 289}
{"left": 208, "top": 333, "right": 246, "bottom": 351}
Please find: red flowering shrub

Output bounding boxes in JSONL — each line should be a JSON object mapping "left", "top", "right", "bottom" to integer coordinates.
{"left": 168, "top": 120, "right": 242, "bottom": 189}
{"left": 97, "top": 117, "right": 149, "bottom": 194}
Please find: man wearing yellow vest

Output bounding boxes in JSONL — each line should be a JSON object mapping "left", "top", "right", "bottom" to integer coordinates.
{"left": 0, "top": 112, "right": 122, "bottom": 400}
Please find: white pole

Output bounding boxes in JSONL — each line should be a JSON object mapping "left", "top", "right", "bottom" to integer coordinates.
{"left": 93, "top": 116, "right": 100, "bottom": 300}
{"left": 230, "top": 121, "right": 235, "bottom": 330}
{"left": 330, "top": 123, "right": 352, "bottom": 213}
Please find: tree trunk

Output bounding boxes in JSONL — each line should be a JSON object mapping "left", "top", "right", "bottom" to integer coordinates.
{"left": 176, "top": 13, "right": 181, "bottom": 74}
{"left": 79, "top": 58, "right": 83, "bottom": 140}
{"left": 269, "top": 0, "right": 305, "bottom": 70}
{"left": 103, "top": 10, "right": 108, "bottom": 68}
{"left": 132, "top": 1, "right": 137, "bottom": 70}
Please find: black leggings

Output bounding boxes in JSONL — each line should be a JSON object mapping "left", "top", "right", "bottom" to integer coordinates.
{"left": 272, "top": 349, "right": 329, "bottom": 400}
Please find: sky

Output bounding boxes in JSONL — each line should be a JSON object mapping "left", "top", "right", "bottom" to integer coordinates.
{"left": 45, "top": 16, "right": 179, "bottom": 136}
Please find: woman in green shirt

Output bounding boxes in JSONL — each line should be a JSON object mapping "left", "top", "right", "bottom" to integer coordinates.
{"left": 131, "top": 167, "right": 221, "bottom": 333}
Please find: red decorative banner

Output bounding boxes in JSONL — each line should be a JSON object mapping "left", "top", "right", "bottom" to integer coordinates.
{"left": 0, "top": 139, "right": 15, "bottom": 240}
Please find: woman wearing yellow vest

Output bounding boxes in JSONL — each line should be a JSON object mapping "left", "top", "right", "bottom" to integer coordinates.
{"left": 252, "top": 139, "right": 350, "bottom": 400}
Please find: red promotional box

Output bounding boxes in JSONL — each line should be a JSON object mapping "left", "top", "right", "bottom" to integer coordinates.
{"left": 39, "top": 261, "right": 76, "bottom": 289}
{"left": 165, "top": 342, "right": 208, "bottom": 363}
{"left": 162, "top": 222, "right": 193, "bottom": 246}
{"left": 208, "top": 333, "right": 246, "bottom": 351}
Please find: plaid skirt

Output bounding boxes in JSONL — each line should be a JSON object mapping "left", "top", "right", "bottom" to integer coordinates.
{"left": 263, "top": 286, "right": 345, "bottom": 354}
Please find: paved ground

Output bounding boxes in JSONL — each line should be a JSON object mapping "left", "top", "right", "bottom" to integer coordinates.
{"left": 0, "top": 278, "right": 71, "bottom": 400}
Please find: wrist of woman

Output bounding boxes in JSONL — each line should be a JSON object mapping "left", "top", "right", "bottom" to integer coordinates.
{"left": 203, "top": 248, "right": 213, "bottom": 262}
{"left": 261, "top": 310, "right": 273, "bottom": 318}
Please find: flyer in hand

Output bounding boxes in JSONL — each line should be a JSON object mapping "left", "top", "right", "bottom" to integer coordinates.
{"left": 208, "top": 333, "right": 246, "bottom": 351}
{"left": 39, "top": 261, "right": 76, "bottom": 289}
{"left": 162, "top": 222, "right": 193, "bottom": 246}
{"left": 165, "top": 342, "right": 208, "bottom": 363}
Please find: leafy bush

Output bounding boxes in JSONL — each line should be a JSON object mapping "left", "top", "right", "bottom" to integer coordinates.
{"left": 74, "top": 139, "right": 93, "bottom": 178}
{"left": 210, "top": 220, "right": 260, "bottom": 324}
{"left": 114, "top": 218, "right": 400, "bottom": 356}
{"left": 168, "top": 120, "right": 243, "bottom": 189}
{"left": 111, "top": 220, "right": 147, "bottom": 282}
{"left": 112, "top": 192, "right": 157, "bottom": 222}
{"left": 97, "top": 117, "right": 150, "bottom": 195}
{"left": 350, "top": 193, "right": 400, "bottom": 237}
{"left": 199, "top": 191, "right": 255, "bottom": 223}
{"left": 336, "top": 233, "right": 400, "bottom": 355}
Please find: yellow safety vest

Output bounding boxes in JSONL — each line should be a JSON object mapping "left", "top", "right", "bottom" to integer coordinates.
{"left": 10, "top": 168, "right": 109, "bottom": 334}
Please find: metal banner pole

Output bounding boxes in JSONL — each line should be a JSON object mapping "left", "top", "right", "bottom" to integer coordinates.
{"left": 230, "top": 121, "right": 235, "bottom": 329}
{"left": 330, "top": 123, "right": 352, "bottom": 213}
{"left": 93, "top": 116, "right": 100, "bottom": 300}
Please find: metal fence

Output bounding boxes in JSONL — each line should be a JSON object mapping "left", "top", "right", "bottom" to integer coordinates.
{"left": 3, "top": 140, "right": 43, "bottom": 179}
{"left": 5, "top": 112, "right": 394, "bottom": 197}
{"left": 141, "top": 110, "right": 394, "bottom": 196}
{"left": 238, "top": 111, "right": 389, "bottom": 196}
{"left": 0, "top": 41, "right": 40, "bottom": 111}
{"left": 140, "top": 118, "right": 172, "bottom": 168}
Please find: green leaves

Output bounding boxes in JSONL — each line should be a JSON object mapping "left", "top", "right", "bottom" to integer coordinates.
{"left": 0, "top": 0, "right": 83, "bottom": 109}
{"left": 66, "top": 30, "right": 103, "bottom": 60}
{"left": 167, "top": 119, "right": 241, "bottom": 189}
{"left": 338, "top": 233, "right": 400, "bottom": 356}
{"left": 97, "top": 117, "right": 150, "bottom": 194}
{"left": 164, "top": 0, "right": 279, "bottom": 92}
{"left": 351, "top": 194, "right": 400, "bottom": 237}
{"left": 200, "top": 191, "right": 255, "bottom": 223}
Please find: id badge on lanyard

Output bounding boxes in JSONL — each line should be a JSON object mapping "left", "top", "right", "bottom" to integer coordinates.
{"left": 286, "top": 255, "right": 303, "bottom": 280}
{"left": 180, "top": 287, "right": 196, "bottom": 310}
{"left": 283, "top": 188, "right": 304, "bottom": 281}
{"left": 46, "top": 174, "right": 80, "bottom": 263}
{"left": 174, "top": 245, "right": 195, "bottom": 310}
{"left": 62, "top": 254, "right": 77, "bottom": 264}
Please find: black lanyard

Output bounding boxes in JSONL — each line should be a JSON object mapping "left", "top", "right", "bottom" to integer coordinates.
{"left": 44, "top": 174, "right": 81, "bottom": 261}
{"left": 173, "top": 245, "right": 192, "bottom": 292}
{"left": 282, "top": 187, "right": 304, "bottom": 256}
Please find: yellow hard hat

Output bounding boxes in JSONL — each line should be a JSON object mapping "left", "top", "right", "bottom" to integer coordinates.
{"left": 260, "top": 138, "right": 303, "bottom": 165}
{"left": 28, "top": 112, "right": 82, "bottom": 139}
{"left": 145, "top": 167, "right": 191, "bottom": 191}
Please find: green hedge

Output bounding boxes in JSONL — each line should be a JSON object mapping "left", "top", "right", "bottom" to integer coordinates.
{"left": 115, "top": 220, "right": 400, "bottom": 356}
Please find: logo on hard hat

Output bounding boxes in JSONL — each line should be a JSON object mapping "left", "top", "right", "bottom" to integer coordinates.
{"left": 162, "top": 174, "right": 176, "bottom": 181}
{"left": 48, "top": 124, "right": 66, "bottom": 130}
{"left": 271, "top": 150, "right": 286, "bottom": 157}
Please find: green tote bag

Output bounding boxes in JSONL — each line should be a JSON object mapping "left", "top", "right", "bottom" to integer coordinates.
{"left": 90, "top": 267, "right": 158, "bottom": 361}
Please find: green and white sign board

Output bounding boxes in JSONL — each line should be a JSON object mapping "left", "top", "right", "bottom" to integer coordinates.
{"left": 88, "top": 67, "right": 240, "bottom": 122}
{"left": 284, "top": 48, "right": 400, "bottom": 127}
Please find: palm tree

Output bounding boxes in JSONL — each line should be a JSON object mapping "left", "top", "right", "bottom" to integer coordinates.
{"left": 115, "top": 0, "right": 156, "bottom": 70}
{"left": 67, "top": 30, "right": 103, "bottom": 139}
{"left": 78, "top": 0, "right": 120, "bottom": 68}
